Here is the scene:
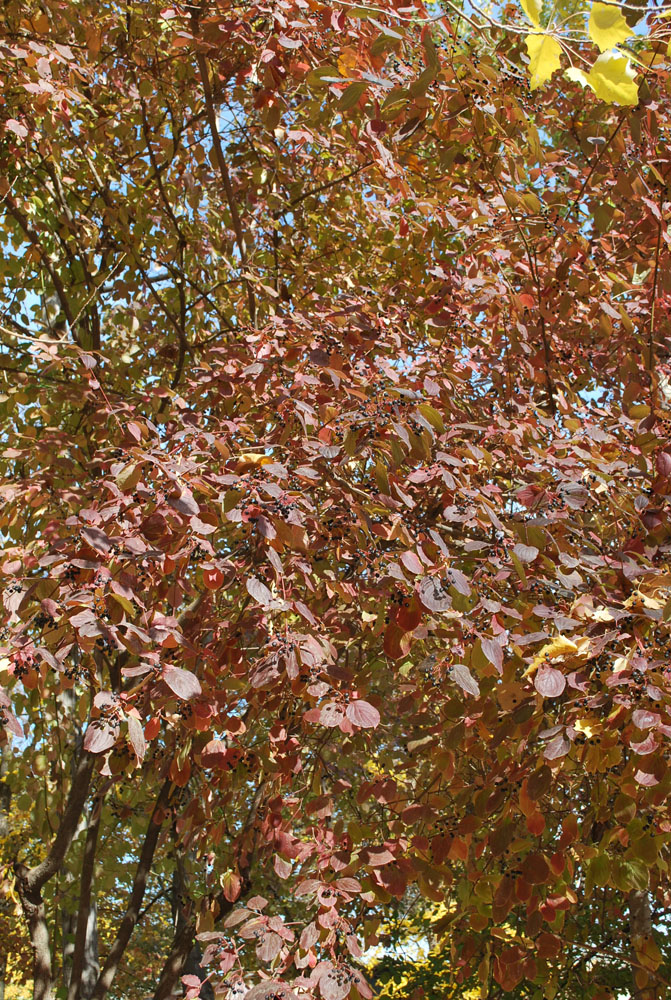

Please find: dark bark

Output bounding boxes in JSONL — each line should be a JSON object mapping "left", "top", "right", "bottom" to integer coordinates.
{"left": 0, "top": 745, "right": 11, "bottom": 1000}
{"left": 151, "top": 779, "right": 265, "bottom": 998}
{"left": 151, "top": 870, "right": 252, "bottom": 999}
{"left": 152, "top": 831, "right": 215, "bottom": 1000}
{"left": 89, "top": 779, "right": 172, "bottom": 1000}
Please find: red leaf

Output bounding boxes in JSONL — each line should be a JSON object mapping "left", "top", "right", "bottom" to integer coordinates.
{"left": 346, "top": 700, "right": 380, "bottom": 729}
{"left": 656, "top": 451, "right": 671, "bottom": 476}
{"left": 256, "top": 932, "right": 282, "bottom": 962}
{"left": 631, "top": 733, "right": 657, "bottom": 755}
{"left": 513, "top": 543, "right": 539, "bottom": 563}
{"left": 247, "top": 576, "right": 273, "bottom": 606}
{"left": 278, "top": 34, "right": 302, "bottom": 48}
{"left": 245, "top": 984, "right": 300, "bottom": 1000}
{"left": 535, "top": 667, "right": 566, "bottom": 698}
{"left": 320, "top": 702, "right": 345, "bottom": 727}
{"left": 246, "top": 577, "right": 287, "bottom": 609}
{"left": 543, "top": 732, "right": 570, "bottom": 759}
{"left": 383, "top": 623, "right": 411, "bottom": 660}
{"left": 274, "top": 855, "right": 292, "bottom": 879}
{"left": 163, "top": 665, "right": 202, "bottom": 700}
{"left": 6, "top": 118, "right": 28, "bottom": 139}
{"left": 83, "top": 720, "right": 119, "bottom": 753}
{"left": 126, "top": 715, "right": 146, "bottom": 762}
{"left": 481, "top": 638, "right": 503, "bottom": 674}
{"left": 2, "top": 707, "right": 23, "bottom": 738}
{"left": 168, "top": 491, "right": 199, "bottom": 516}
{"left": 222, "top": 871, "right": 242, "bottom": 902}
{"left": 203, "top": 567, "right": 224, "bottom": 590}
{"left": 418, "top": 576, "right": 452, "bottom": 612}
{"left": 400, "top": 550, "right": 423, "bottom": 575}
{"left": 80, "top": 526, "right": 111, "bottom": 554}
{"left": 201, "top": 739, "right": 229, "bottom": 767}
{"left": 521, "top": 853, "right": 550, "bottom": 884}
{"left": 144, "top": 716, "right": 161, "bottom": 740}
{"left": 320, "top": 969, "right": 351, "bottom": 1000}
{"left": 632, "top": 709, "right": 659, "bottom": 730}
{"left": 446, "top": 567, "right": 471, "bottom": 596}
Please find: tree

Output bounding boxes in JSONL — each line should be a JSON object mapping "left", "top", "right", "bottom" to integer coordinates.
{"left": 2, "top": 1, "right": 671, "bottom": 998}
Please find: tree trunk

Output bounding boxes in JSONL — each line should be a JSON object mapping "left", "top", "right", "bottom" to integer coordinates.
{"left": 0, "top": 745, "right": 11, "bottom": 1000}
{"left": 65, "top": 795, "right": 102, "bottom": 1000}
{"left": 629, "top": 889, "right": 656, "bottom": 1000}
{"left": 14, "top": 865, "right": 53, "bottom": 1000}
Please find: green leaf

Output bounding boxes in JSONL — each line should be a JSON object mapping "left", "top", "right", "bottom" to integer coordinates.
{"left": 338, "top": 81, "right": 368, "bottom": 111}
{"left": 520, "top": 0, "right": 542, "bottom": 28}
{"left": 525, "top": 34, "right": 562, "bottom": 89}
{"left": 588, "top": 51, "right": 638, "bottom": 105}
{"left": 589, "top": 2, "right": 633, "bottom": 53}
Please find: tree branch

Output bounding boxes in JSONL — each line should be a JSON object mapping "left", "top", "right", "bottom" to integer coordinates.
{"left": 25, "top": 751, "right": 95, "bottom": 894}
{"left": 90, "top": 779, "right": 173, "bottom": 1000}
{"left": 13, "top": 750, "right": 95, "bottom": 1000}
{"left": 150, "top": 782, "right": 266, "bottom": 1000}
{"left": 4, "top": 198, "right": 79, "bottom": 344}
{"left": 196, "top": 52, "right": 257, "bottom": 327}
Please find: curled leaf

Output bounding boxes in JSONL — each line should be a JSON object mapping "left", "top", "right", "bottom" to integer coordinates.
{"left": 418, "top": 576, "right": 452, "bottom": 612}
{"left": 451, "top": 663, "right": 480, "bottom": 697}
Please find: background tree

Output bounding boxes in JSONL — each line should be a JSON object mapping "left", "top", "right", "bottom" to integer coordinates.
{"left": 2, "top": 2, "right": 671, "bottom": 1000}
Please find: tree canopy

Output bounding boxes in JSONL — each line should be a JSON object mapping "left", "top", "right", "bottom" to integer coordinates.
{"left": 2, "top": 1, "right": 671, "bottom": 999}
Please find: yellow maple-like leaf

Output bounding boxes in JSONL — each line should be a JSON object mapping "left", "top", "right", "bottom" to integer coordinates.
{"left": 588, "top": 51, "right": 638, "bottom": 104}
{"left": 523, "top": 635, "right": 579, "bottom": 677}
{"left": 589, "top": 2, "right": 633, "bottom": 53}
{"left": 575, "top": 718, "right": 595, "bottom": 738}
{"left": 525, "top": 33, "right": 562, "bottom": 89}
{"left": 520, "top": 0, "right": 542, "bottom": 28}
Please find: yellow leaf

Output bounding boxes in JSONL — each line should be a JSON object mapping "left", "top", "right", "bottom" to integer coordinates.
{"left": 525, "top": 33, "right": 562, "bottom": 89}
{"left": 623, "top": 590, "right": 663, "bottom": 610}
{"left": 565, "top": 65, "right": 590, "bottom": 88}
{"left": 587, "top": 52, "right": 638, "bottom": 105}
{"left": 589, "top": 2, "right": 633, "bottom": 53}
{"left": 575, "top": 718, "right": 595, "bottom": 738}
{"left": 522, "top": 635, "right": 578, "bottom": 677}
{"left": 520, "top": 0, "right": 542, "bottom": 28}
